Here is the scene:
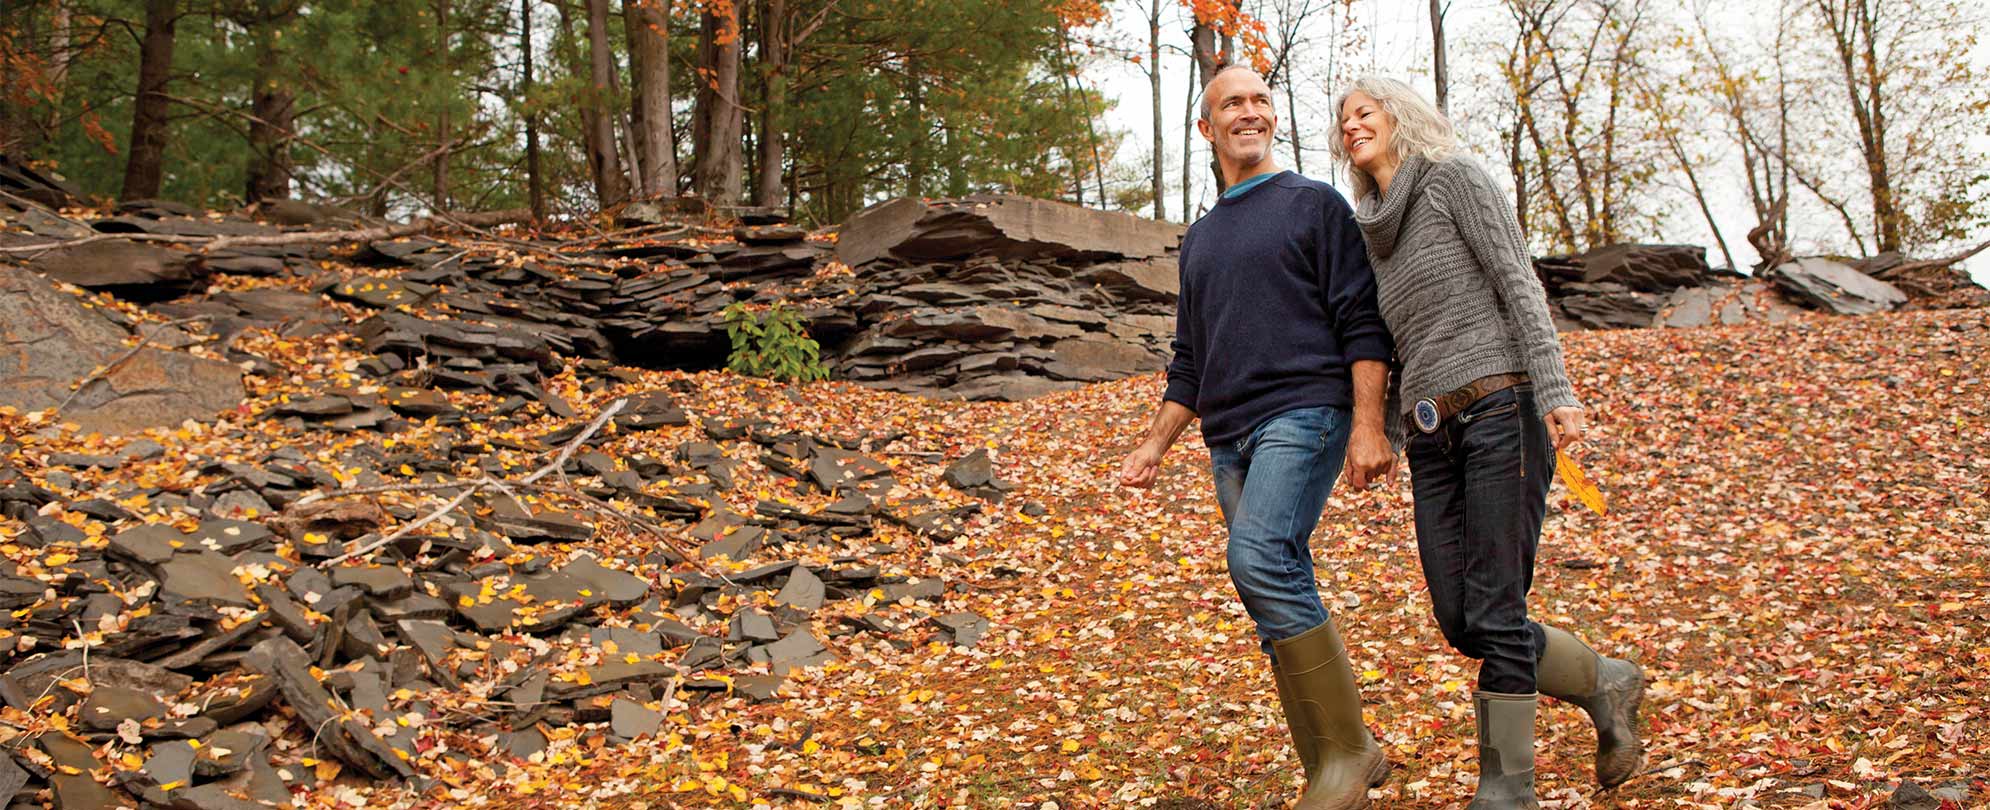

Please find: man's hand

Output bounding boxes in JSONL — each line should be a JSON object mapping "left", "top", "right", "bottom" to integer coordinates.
{"left": 1544, "top": 406, "right": 1586, "bottom": 451}
{"left": 1118, "top": 441, "right": 1165, "bottom": 489}
{"left": 1344, "top": 424, "right": 1395, "bottom": 489}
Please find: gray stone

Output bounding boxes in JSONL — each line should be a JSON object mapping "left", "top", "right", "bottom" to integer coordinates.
{"left": 1767, "top": 257, "right": 1908, "bottom": 315}
{"left": 589, "top": 626, "right": 664, "bottom": 657}
{"left": 140, "top": 740, "right": 198, "bottom": 803}
{"left": 732, "top": 673, "right": 784, "bottom": 702}
{"left": 331, "top": 564, "right": 413, "bottom": 599}
{"left": 79, "top": 684, "right": 166, "bottom": 730}
{"left": 837, "top": 195, "right": 1181, "bottom": 266}
{"left": 26, "top": 237, "right": 200, "bottom": 289}
{"left": 1888, "top": 781, "right": 1939, "bottom": 810}
{"left": 395, "top": 620, "right": 457, "bottom": 681}
{"left": 0, "top": 754, "right": 26, "bottom": 806}
{"left": 609, "top": 697, "right": 662, "bottom": 739}
{"left": 0, "top": 266, "right": 245, "bottom": 435}
{"left": 942, "top": 449, "right": 996, "bottom": 490}
{"left": 205, "top": 489, "right": 273, "bottom": 520}
{"left": 186, "top": 520, "right": 273, "bottom": 555}
{"left": 559, "top": 555, "right": 650, "bottom": 605}
{"left": 243, "top": 637, "right": 413, "bottom": 780}
{"left": 1078, "top": 257, "right": 1179, "bottom": 301}
{"left": 760, "top": 629, "right": 834, "bottom": 674}
{"left": 109, "top": 523, "right": 182, "bottom": 565}
{"left": 192, "top": 729, "right": 269, "bottom": 777}
{"left": 729, "top": 610, "right": 780, "bottom": 643}
{"left": 773, "top": 567, "right": 825, "bottom": 613}
{"left": 1565, "top": 243, "right": 1714, "bottom": 293}
{"left": 931, "top": 612, "right": 991, "bottom": 648}
{"left": 159, "top": 552, "right": 253, "bottom": 607}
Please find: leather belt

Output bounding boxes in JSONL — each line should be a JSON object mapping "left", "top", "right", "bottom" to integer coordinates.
{"left": 1410, "top": 373, "right": 1530, "bottom": 434}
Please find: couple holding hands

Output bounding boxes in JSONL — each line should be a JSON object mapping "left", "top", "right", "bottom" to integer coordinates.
{"left": 1117, "top": 67, "right": 1645, "bottom": 809}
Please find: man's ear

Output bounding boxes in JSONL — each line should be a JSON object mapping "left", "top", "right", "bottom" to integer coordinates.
{"left": 1196, "top": 117, "right": 1213, "bottom": 143}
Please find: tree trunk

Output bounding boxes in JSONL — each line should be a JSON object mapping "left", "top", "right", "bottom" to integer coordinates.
{"left": 1148, "top": 0, "right": 1164, "bottom": 220}
{"left": 120, "top": 0, "right": 178, "bottom": 201}
{"left": 583, "top": 0, "right": 629, "bottom": 205}
{"left": 692, "top": 6, "right": 743, "bottom": 205}
{"left": 907, "top": 57, "right": 926, "bottom": 198}
{"left": 1429, "top": 0, "right": 1447, "bottom": 114}
{"left": 522, "top": 0, "right": 544, "bottom": 220}
{"left": 432, "top": 0, "right": 451, "bottom": 210}
{"left": 628, "top": 0, "right": 677, "bottom": 198}
{"left": 43, "top": 3, "right": 72, "bottom": 140}
{"left": 1190, "top": 22, "right": 1218, "bottom": 85}
{"left": 1180, "top": 46, "right": 1194, "bottom": 218}
{"left": 242, "top": 0, "right": 298, "bottom": 204}
{"left": 1284, "top": 75, "right": 1302, "bottom": 176}
{"left": 753, "top": 0, "right": 786, "bottom": 207}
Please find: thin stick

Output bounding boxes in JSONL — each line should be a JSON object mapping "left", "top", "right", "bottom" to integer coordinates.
{"left": 314, "top": 398, "right": 626, "bottom": 568}
{"left": 0, "top": 209, "right": 530, "bottom": 255}
{"left": 55, "top": 316, "right": 214, "bottom": 414}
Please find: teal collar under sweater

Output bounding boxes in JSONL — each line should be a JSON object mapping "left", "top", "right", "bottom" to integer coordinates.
{"left": 1221, "top": 169, "right": 1286, "bottom": 199}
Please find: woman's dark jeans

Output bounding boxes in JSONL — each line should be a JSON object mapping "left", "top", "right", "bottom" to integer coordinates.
{"left": 1406, "top": 385, "right": 1554, "bottom": 694}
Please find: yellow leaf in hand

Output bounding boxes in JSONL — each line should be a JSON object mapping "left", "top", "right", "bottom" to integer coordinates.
{"left": 1556, "top": 450, "right": 1606, "bottom": 516}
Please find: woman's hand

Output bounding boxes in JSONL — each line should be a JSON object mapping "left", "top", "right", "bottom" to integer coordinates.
{"left": 1545, "top": 406, "right": 1586, "bottom": 451}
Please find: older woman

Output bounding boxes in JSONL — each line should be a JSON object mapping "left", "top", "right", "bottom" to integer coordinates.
{"left": 1330, "top": 76, "right": 1646, "bottom": 807}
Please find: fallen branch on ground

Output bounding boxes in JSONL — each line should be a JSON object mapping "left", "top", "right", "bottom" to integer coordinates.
{"left": 0, "top": 208, "right": 531, "bottom": 256}
{"left": 1878, "top": 238, "right": 1990, "bottom": 278}
{"left": 312, "top": 397, "right": 625, "bottom": 567}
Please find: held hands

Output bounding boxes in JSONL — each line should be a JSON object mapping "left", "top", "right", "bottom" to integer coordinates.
{"left": 1344, "top": 424, "right": 1396, "bottom": 489}
{"left": 1545, "top": 406, "right": 1586, "bottom": 451}
{"left": 1118, "top": 441, "right": 1165, "bottom": 489}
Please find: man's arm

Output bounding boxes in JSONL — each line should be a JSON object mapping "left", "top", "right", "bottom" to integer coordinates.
{"left": 1320, "top": 191, "right": 1398, "bottom": 488}
{"left": 1119, "top": 400, "right": 1196, "bottom": 489}
{"left": 1345, "top": 359, "right": 1393, "bottom": 487}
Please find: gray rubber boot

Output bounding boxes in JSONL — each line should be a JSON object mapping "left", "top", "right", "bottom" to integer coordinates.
{"left": 1537, "top": 625, "right": 1646, "bottom": 787}
{"left": 1272, "top": 617, "right": 1391, "bottom": 810}
{"left": 1467, "top": 691, "right": 1539, "bottom": 810}
{"left": 1272, "top": 667, "right": 1322, "bottom": 786}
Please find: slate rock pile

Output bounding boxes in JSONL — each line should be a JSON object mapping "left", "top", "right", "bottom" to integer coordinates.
{"left": 0, "top": 381, "right": 1004, "bottom": 806}
{"left": 1529, "top": 242, "right": 1980, "bottom": 330}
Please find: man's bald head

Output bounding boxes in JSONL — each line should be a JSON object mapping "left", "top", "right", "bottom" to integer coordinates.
{"left": 1199, "top": 64, "right": 1267, "bottom": 122}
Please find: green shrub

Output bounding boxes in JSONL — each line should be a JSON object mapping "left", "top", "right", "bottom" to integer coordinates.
{"left": 722, "top": 301, "right": 830, "bottom": 383}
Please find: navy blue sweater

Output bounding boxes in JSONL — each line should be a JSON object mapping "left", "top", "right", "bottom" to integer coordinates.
{"left": 1163, "top": 171, "right": 1394, "bottom": 446}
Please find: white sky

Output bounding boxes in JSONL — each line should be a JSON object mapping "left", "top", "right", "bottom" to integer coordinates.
{"left": 1082, "top": 0, "right": 1990, "bottom": 286}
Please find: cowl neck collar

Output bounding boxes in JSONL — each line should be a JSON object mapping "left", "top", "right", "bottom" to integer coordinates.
{"left": 1353, "top": 155, "right": 1429, "bottom": 260}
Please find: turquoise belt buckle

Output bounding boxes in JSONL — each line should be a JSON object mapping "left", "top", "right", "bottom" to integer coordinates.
{"left": 1413, "top": 398, "right": 1441, "bottom": 433}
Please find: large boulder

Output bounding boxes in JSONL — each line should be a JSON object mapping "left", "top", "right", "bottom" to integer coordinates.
{"left": 0, "top": 265, "right": 245, "bottom": 434}
{"left": 837, "top": 194, "right": 1184, "bottom": 266}
{"left": 1765, "top": 257, "right": 1908, "bottom": 315}
{"left": 1544, "top": 243, "right": 1717, "bottom": 295}
{"left": 23, "top": 238, "right": 204, "bottom": 295}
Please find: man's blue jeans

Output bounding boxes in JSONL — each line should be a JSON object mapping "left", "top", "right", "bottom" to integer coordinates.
{"left": 1208, "top": 405, "right": 1350, "bottom": 659}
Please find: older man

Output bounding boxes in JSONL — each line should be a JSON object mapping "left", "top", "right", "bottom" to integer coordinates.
{"left": 1117, "top": 64, "right": 1394, "bottom": 810}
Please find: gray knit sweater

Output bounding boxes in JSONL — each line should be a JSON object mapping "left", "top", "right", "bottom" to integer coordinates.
{"left": 1353, "top": 155, "right": 1582, "bottom": 426}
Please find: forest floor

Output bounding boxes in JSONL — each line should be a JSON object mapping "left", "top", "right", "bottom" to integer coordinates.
{"left": 369, "top": 307, "right": 1987, "bottom": 810}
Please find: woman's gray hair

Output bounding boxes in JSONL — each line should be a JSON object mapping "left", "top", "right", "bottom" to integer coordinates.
{"left": 1330, "top": 76, "right": 1459, "bottom": 200}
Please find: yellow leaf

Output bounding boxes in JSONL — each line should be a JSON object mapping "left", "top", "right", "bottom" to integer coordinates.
{"left": 1060, "top": 740, "right": 1080, "bottom": 753}
{"left": 1556, "top": 450, "right": 1606, "bottom": 516}
{"left": 315, "top": 759, "right": 342, "bottom": 781}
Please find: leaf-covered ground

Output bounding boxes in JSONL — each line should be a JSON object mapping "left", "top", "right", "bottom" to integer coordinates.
{"left": 341, "top": 307, "right": 1983, "bottom": 809}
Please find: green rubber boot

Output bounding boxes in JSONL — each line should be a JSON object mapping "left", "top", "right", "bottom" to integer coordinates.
{"left": 1537, "top": 625, "right": 1646, "bottom": 787}
{"left": 1272, "top": 617, "right": 1391, "bottom": 810}
{"left": 1467, "top": 691, "right": 1539, "bottom": 809}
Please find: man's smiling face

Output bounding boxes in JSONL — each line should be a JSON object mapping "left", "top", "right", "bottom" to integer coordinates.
{"left": 1198, "top": 68, "right": 1278, "bottom": 175}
